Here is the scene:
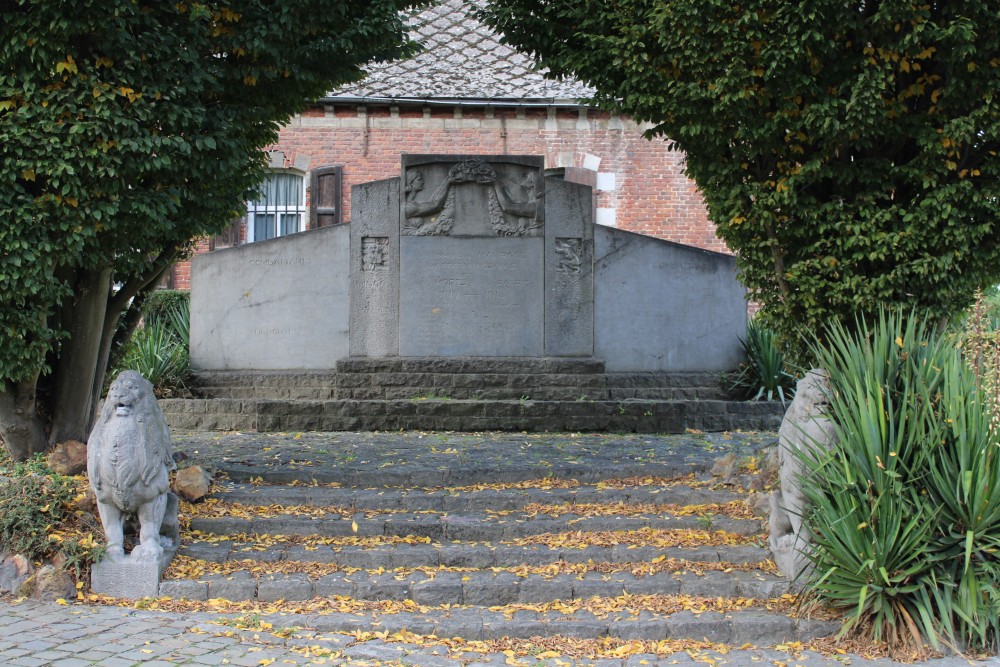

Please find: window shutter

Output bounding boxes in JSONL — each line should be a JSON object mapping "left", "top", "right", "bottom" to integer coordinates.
{"left": 311, "top": 166, "right": 343, "bottom": 228}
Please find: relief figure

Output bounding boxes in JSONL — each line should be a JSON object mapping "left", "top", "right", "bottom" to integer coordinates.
{"left": 490, "top": 171, "right": 541, "bottom": 237}
{"left": 403, "top": 169, "right": 455, "bottom": 236}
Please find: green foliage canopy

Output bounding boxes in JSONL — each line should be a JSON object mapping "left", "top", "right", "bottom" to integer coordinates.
{"left": 0, "top": 0, "right": 420, "bottom": 456}
{"left": 480, "top": 0, "right": 1000, "bottom": 351}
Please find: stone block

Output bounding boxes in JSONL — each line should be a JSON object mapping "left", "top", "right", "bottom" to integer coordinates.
{"left": 158, "top": 579, "right": 209, "bottom": 601}
{"left": 315, "top": 574, "right": 356, "bottom": 598}
{"left": 412, "top": 573, "right": 463, "bottom": 606}
{"left": 665, "top": 611, "right": 732, "bottom": 643}
{"left": 462, "top": 572, "right": 519, "bottom": 606}
{"left": 609, "top": 619, "right": 669, "bottom": 640}
{"left": 729, "top": 612, "right": 796, "bottom": 646}
{"left": 91, "top": 554, "right": 172, "bottom": 600}
{"left": 258, "top": 573, "right": 314, "bottom": 602}
{"left": 206, "top": 572, "right": 257, "bottom": 601}
{"left": 594, "top": 225, "right": 746, "bottom": 372}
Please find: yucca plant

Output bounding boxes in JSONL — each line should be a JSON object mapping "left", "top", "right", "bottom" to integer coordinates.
{"left": 729, "top": 318, "right": 796, "bottom": 405}
{"left": 798, "top": 308, "right": 1000, "bottom": 652}
{"left": 110, "top": 319, "right": 188, "bottom": 396}
{"left": 165, "top": 299, "right": 190, "bottom": 349}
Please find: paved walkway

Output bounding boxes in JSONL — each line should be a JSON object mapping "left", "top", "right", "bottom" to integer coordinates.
{"left": 2, "top": 430, "right": 999, "bottom": 667}
{"left": 2, "top": 597, "right": 998, "bottom": 667}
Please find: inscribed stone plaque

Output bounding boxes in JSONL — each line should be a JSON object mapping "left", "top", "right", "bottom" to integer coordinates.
{"left": 399, "top": 236, "right": 544, "bottom": 356}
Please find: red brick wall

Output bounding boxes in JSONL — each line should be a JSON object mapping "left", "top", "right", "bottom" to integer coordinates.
{"left": 168, "top": 103, "right": 725, "bottom": 288}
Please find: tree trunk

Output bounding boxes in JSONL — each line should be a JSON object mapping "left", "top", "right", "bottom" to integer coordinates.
{"left": 47, "top": 268, "right": 112, "bottom": 445}
{"left": 0, "top": 379, "right": 48, "bottom": 461}
{"left": 88, "top": 261, "right": 172, "bottom": 429}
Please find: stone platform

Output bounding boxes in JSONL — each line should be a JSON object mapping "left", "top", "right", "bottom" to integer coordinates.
{"left": 164, "top": 359, "right": 783, "bottom": 433}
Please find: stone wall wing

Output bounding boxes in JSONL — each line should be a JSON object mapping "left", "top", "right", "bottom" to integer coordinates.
{"left": 594, "top": 227, "right": 746, "bottom": 372}
{"left": 190, "top": 224, "right": 350, "bottom": 370}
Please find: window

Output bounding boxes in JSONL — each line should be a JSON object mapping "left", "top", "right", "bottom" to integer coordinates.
{"left": 246, "top": 171, "right": 305, "bottom": 242}
{"left": 311, "top": 166, "right": 343, "bottom": 227}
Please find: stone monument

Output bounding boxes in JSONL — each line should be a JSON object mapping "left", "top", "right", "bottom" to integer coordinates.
{"left": 768, "top": 369, "right": 838, "bottom": 582}
{"left": 191, "top": 154, "right": 748, "bottom": 374}
{"left": 88, "top": 371, "right": 179, "bottom": 598}
{"left": 350, "top": 155, "right": 593, "bottom": 358}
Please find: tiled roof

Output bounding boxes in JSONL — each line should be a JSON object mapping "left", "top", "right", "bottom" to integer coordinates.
{"left": 327, "top": 0, "right": 594, "bottom": 103}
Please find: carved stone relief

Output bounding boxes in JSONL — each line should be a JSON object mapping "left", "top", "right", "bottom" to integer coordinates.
{"left": 554, "top": 238, "right": 584, "bottom": 274}
{"left": 402, "top": 169, "right": 454, "bottom": 236}
{"left": 402, "top": 159, "right": 542, "bottom": 237}
{"left": 361, "top": 236, "right": 389, "bottom": 271}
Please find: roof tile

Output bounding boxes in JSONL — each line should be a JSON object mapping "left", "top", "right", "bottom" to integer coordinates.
{"left": 328, "top": 0, "right": 593, "bottom": 102}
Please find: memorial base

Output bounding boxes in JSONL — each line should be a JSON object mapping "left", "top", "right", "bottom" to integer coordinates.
{"left": 91, "top": 549, "right": 175, "bottom": 599}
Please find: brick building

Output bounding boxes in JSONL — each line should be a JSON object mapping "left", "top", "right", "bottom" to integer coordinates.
{"left": 167, "top": 0, "right": 721, "bottom": 289}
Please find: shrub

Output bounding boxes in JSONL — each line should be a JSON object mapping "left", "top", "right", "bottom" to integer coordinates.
{"left": 728, "top": 319, "right": 797, "bottom": 405}
{"left": 799, "top": 308, "right": 1000, "bottom": 652}
{"left": 0, "top": 454, "right": 102, "bottom": 579}
{"left": 142, "top": 289, "right": 190, "bottom": 328}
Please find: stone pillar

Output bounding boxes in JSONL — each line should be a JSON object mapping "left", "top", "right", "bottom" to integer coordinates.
{"left": 350, "top": 178, "right": 401, "bottom": 357}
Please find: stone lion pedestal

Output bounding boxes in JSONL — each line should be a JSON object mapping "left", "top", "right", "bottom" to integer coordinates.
{"left": 88, "top": 371, "right": 179, "bottom": 599}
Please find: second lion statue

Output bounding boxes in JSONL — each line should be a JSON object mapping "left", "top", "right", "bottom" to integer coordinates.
{"left": 88, "top": 370, "right": 179, "bottom": 563}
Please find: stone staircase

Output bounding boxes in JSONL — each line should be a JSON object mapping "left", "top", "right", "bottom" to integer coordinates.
{"left": 156, "top": 438, "right": 838, "bottom": 658}
{"left": 160, "top": 358, "right": 784, "bottom": 433}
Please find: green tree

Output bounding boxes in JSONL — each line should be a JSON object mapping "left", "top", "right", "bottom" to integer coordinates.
{"left": 0, "top": 0, "right": 421, "bottom": 460}
{"left": 480, "top": 0, "right": 1000, "bottom": 356}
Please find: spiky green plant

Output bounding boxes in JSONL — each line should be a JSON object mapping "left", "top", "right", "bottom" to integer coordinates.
{"left": 729, "top": 318, "right": 796, "bottom": 405}
{"left": 110, "top": 319, "right": 188, "bottom": 396}
{"left": 798, "top": 308, "right": 1000, "bottom": 652}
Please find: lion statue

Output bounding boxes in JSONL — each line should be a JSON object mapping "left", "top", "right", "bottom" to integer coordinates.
{"left": 768, "top": 369, "right": 838, "bottom": 583}
{"left": 87, "top": 371, "right": 178, "bottom": 563}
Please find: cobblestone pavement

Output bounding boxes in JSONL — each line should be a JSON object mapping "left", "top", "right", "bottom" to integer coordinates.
{"left": 170, "top": 430, "right": 780, "bottom": 485}
{"left": 2, "top": 598, "right": 998, "bottom": 667}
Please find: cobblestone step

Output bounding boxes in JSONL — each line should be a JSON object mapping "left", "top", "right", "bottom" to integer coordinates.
{"left": 160, "top": 568, "right": 788, "bottom": 604}
{"left": 210, "top": 482, "right": 748, "bottom": 512}
{"left": 214, "top": 461, "right": 737, "bottom": 488}
{"left": 187, "top": 511, "right": 762, "bottom": 541}
{"left": 216, "top": 606, "right": 839, "bottom": 646}
{"left": 148, "top": 430, "right": 830, "bottom": 649}
{"left": 180, "top": 540, "right": 772, "bottom": 570}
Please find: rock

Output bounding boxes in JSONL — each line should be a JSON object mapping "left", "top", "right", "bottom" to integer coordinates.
{"left": 173, "top": 465, "right": 212, "bottom": 502}
{"left": 710, "top": 453, "right": 740, "bottom": 485}
{"left": 748, "top": 492, "right": 771, "bottom": 517}
{"left": 71, "top": 487, "right": 98, "bottom": 515}
{"left": 768, "top": 369, "right": 838, "bottom": 583}
{"left": 48, "top": 440, "right": 87, "bottom": 476}
{"left": 19, "top": 565, "right": 75, "bottom": 602}
{"left": 0, "top": 554, "right": 34, "bottom": 594}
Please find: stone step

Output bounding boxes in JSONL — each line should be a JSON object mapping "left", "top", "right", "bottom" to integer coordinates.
{"left": 187, "top": 510, "right": 762, "bottom": 542}
{"left": 233, "top": 622, "right": 839, "bottom": 667}
{"left": 159, "top": 568, "right": 789, "bottom": 605}
{"left": 160, "top": 397, "right": 782, "bottom": 434}
{"left": 192, "top": 383, "right": 728, "bottom": 401}
{"left": 192, "top": 605, "right": 837, "bottom": 646}
{"left": 213, "top": 463, "right": 742, "bottom": 489}
{"left": 180, "top": 540, "right": 772, "bottom": 571}
{"left": 210, "top": 482, "right": 749, "bottom": 512}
